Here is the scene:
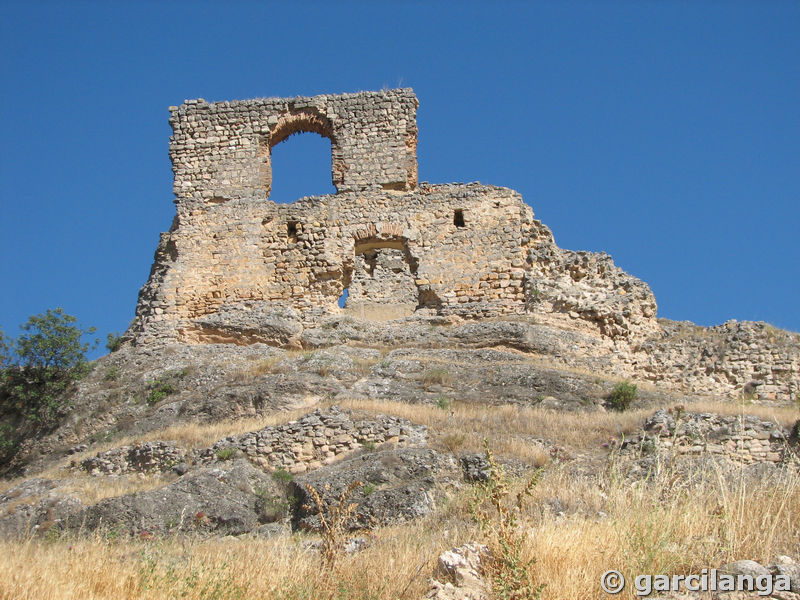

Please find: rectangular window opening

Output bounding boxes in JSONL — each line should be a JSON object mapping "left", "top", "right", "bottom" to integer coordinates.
{"left": 453, "top": 209, "right": 466, "bottom": 228}
{"left": 287, "top": 220, "right": 299, "bottom": 242}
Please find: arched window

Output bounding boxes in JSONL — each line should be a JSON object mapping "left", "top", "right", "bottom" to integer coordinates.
{"left": 266, "top": 112, "right": 338, "bottom": 202}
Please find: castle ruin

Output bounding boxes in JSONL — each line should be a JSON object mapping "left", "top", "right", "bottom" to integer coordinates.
{"left": 131, "top": 88, "right": 657, "bottom": 344}
{"left": 129, "top": 89, "right": 798, "bottom": 403}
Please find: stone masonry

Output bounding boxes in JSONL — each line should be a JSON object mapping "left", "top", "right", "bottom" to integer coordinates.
{"left": 622, "top": 408, "right": 800, "bottom": 466}
{"left": 78, "top": 407, "right": 427, "bottom": 477}
{"left": 130, "top": 88, "right": 658, "bottom": 344}
{"left": 128, "top": 88, "right": 799, "bottom": 402}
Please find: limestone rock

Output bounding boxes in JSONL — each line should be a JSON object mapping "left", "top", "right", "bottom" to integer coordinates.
{"left": 426, "top": 543, "right": 491, "bottom": 600}
{"left": 292, "top": 447, "right": 459, "bottom": 530}
{"left": 74, "top": 459, "right": 285, "bottom": 536}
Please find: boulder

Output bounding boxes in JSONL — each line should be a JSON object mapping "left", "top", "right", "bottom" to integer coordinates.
{"left": 292, "top": 447, "right": 459, "bottom": 530}
{"left": 74, "top": 459, "right": 286, "bottom": 536}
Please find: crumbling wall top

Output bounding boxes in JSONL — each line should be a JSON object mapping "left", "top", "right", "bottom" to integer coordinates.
{"left": 168, "top": 88, "right": 419, "bottom": 205}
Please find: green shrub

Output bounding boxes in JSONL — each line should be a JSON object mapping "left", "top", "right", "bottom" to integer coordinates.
{"left": 271, "top": 468, "right": 293, "bottom": 483}
{"left": 435, "top": 394, "right": 450, "bottom": 410}
{"left": 215, "top": 447, "right": 237, "bottom": 461}
{"left": 146, "top": 380, "right": 174, "bottom": 405}
{"left": 255, "top": 486, "right": 290, "bottom": 521}
{"left": 0, "top": 308, "right": 97, "bottom": 427}
{"left": 608, "top": 381, "right": 638, "bottom": 411}
{"left": 105, "top": 332, "right": 123, "bottom": 353}
{"left": 0, "top": 422, "right": 17, "bottom": 459}
{"left": 104, "top": 367, "right": 119, "bottom": 382}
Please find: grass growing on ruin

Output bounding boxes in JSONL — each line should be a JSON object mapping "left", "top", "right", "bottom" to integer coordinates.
{"left": 1, "top": 452, "right": 798, "bottom": 600}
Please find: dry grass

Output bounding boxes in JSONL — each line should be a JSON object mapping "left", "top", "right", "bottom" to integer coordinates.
{"left": 338, "top": 397, "right": 799, "bottom": 463}
{"left": 1, "top": 393, "right": 797, "bottom": 599}
{"left": 232, "top": 356, "right": 284, "bottom": 379}
{"left": 338, "top": 397, "right": 647, "bottom": 462}
{"left": 352, "top": 356, "right": 380, "bottom": 376}
{"left": 2, "top": 395, "right": 795, "bottom": 508}
{"left": 0, "top": 454, "right": 797, "bottom": 600}
{"left": 420, "top": 367, "right": 453, "bottom": 388}
{"left": 685, "top": 399, "right": 799, "bottom": 429}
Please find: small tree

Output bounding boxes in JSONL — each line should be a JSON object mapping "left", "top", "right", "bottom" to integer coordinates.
{"left": 1, "top": 308, "right": 97, "bottom": 427}
{"left": 608, "top": 381, "right": 638, "bottom": 411}
{"left": 15, "top": 308, "right": 96, "bottom": 371}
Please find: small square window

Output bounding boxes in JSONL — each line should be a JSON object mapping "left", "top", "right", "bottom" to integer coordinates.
{"left": 287, "top": 220, "right": 299, "bottom": 242}
{"left": 453, "top": 209, "right": 465, "bottom": 228}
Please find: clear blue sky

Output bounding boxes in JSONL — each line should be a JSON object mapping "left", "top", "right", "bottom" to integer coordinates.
{"left": 1, "top": 1, "right": 798, "bottom": 358}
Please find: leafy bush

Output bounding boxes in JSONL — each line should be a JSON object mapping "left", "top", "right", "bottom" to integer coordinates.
{"left": 271, "top": 468, "right": 293, "bottom": 483}
{"left": 435, "top": 394, "right": 450, "bottom": 410}
{"left": 254, "top": 487, "right": 290, "bottom": 522}
{"left": 0, "top": 308, "right": 97, "bottom": 427}
{"left": 608, "top": 381, "right": 638, "bottom": 411}
{"left": 105, "top": 332, "right": 123, "bottom": 353}
{"left": 0, "top": 422, "right": 17, "bottom": 459}
{"left": 146, "top": 380, "right": 174, "bottom": 405}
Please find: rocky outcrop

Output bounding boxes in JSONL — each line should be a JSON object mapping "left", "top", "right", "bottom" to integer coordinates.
{"left": 0, "top": 478, "right": 82, "bottom": 538}
{"left": 622, "top": 408, "right": 799, "bottom": 466}
{"left": 77, "top": 459, "right": 284, "bottom": 536}
{"left": 292, "top": 447, "right": 459, "bottom": 530}
{"left": 526, "top": 230, "right": 659, "bottom": 340}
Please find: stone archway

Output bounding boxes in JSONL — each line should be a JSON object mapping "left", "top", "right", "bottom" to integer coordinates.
{"left": 341, "top": 227, "right": 420, "bottom": 320}
{"left": 264, "top": 109, "right": 344, "bottom": 198}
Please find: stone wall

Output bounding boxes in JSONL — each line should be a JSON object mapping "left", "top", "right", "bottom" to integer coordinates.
{"left": 78, "top": 408, "right": 427, "bottom": 477}
{"left": 130, "top": 89, "right": 660, "bottom": 345}
{"left": 622, "top": 408, "right": 799, "bottom": 465}
{"left": 205, "top": 406, "right": 427, "bottom": 474}
{"left": 80, "top": 441, "right": 188, "bottom": 476}
{"left": 169, "top": 89, "right": 418, "bottom": 202}
{"left": 632, "top": 320, "right": 800, "bottom": 403}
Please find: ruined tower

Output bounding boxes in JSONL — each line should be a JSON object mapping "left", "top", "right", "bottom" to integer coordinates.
{"left": 131, "top": 89, "right": 658, "bottom": 345}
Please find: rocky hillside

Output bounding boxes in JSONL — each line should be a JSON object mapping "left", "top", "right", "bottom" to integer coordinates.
{"left": 0, "top": 309, "right": 798, "bottom": 599}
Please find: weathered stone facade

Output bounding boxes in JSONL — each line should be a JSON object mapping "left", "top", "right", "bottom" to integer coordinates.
{"left": 130, "top": 88, "right": 658, "bottom": 344}
{"left": 127, "top": 88, "right": 799, "bottom": 403}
